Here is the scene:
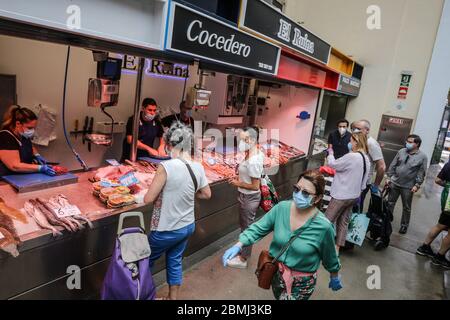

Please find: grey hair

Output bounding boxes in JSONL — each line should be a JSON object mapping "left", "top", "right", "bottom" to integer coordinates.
{"left": 164, "top": 121, "right": 193, "bottom": 152}
{"left": 351, "top": 120, "right": 371, "bottom": 131}
{"left": 360, "top": 119, "right": 371, "bottom": 129}
{"left": 242, "top": 126, "right": 260, "bottom": 143}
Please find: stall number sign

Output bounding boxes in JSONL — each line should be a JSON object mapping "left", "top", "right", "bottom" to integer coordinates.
{"left": 397, "top": 73, "right": 412, "bottom": 100}
{"left": 165, "top": 2, "right": 280, "bottom": 76}
{"left": 239, "top": 0, "right": 331, "bottom": 65}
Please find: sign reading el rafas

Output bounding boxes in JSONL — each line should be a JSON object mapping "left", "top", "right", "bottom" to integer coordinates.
{"left": 239, "top": 0, "right": 331, "bottom": 65}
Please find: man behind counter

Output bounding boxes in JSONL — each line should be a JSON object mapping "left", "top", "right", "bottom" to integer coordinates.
{"left": 121, "top": 98, "right": 166, "bottom": 161}
{"left": 162, "top": 101, "right": 194, "bottom": 131}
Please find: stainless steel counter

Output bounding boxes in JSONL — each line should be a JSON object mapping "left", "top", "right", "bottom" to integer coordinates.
{"left": 0, "top": 156, "right": 306, "bottom": 299}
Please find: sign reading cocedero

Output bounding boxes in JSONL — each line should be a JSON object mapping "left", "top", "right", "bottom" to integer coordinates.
{"left": 239, "top": 0, "right": 331, "bottom": 65}
{"left": 165, "top": 2, "right": 280, "bottom": 75}
{"left": 337, "top": 74, "right": 361, "bottom": 96}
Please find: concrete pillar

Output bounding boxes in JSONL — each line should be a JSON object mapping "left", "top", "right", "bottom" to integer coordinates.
{"left": 414, "top": 0, "right": 450, "bottom": 164}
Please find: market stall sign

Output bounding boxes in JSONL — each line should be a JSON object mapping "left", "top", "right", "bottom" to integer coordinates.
{"left": 112, "top": 54, "right": 190, "bottom": 80}
{"left": 120, "top": 55, "right": 189, "bottom": 79}
{"left": 337, "top": 74, "right": 361, "bottom": 96}
{"left": 397, "top": 72, "right": 412, "bottom": 100}
{"left": 238, "top": 0, "right": 331, "bottom": 65}
{"left": 165, "top": 2, "right": 280, "bottom": 76}
{"left": 0, "top": 0, "right": 167, "bottom": 50}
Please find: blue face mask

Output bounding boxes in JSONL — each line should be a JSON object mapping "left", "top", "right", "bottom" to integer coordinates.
{"left": 292, "top": 191, "right": 313, "bottom": 209}
{"left": 21, "top": 129, "right": 35, "bottom": 139}
{"left": 348, "top": 142, "right": 353, "bottom": 152}
{"left": 405, "top": 143, "right": 414, "bottom": 151}
{"left": 186, "top": 110, "right": 193, "bottom": 118}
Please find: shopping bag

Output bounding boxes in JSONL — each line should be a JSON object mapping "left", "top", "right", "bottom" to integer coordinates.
{"left": 260, "top": 174, "right": 279, "bottom": 212}
{"left": 441, "top": 183, "right": 450, "bottom": 212}
{"left": 346, "top": 212, "right": 370, "bottom": 246}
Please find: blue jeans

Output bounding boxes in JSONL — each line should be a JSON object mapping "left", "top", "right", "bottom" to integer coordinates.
{"left": 148, "top": 223, "right": 195, "bottom": 286}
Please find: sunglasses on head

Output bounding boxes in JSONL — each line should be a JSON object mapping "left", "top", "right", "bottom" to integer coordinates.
{"left": 293, "top": 185, "right": 315, "bottom": 197}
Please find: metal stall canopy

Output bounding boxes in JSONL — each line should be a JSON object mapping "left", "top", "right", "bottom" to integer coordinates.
{"left": 0, "top": 1, "right": 193, "bottom": 65}
{"left": 0, "top": 0, "right": 168, "bottom": 50}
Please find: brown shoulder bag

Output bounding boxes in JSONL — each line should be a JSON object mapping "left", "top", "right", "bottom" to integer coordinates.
{"left": 255, "top": 212, "right": 318, "bottom": 289}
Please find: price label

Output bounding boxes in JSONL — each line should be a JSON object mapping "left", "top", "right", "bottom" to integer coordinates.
{"left": 100, "top": 179, "right": 121, "bottom": 188}
{"left": 106, "top": 159, "right": 121, "bottom": 166}
{"left": 55, "top": 205, "right": 82, "bottom": 217}
{"left": 119, "top": 172, "right": 139, "bottom": 187}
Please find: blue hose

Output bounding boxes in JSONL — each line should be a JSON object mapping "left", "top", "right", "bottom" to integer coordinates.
{"left": 62, "top": 46, "right": 89, "bottom": 171}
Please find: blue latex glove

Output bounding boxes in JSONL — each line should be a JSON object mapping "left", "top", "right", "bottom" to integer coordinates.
{"left": 39, "top": 164, "right": 56, "bottom": 176}
{"left": 329, "top": 275, "right": 343, "bottom": 291}
{"left": 222, "top": 245, "right": 242, "bottom": 267}
{"left": 370, "top": 184, "right": 380, "bottom": 194}
{"left": 34, "top": 154, "right": 47, "bottom": 165}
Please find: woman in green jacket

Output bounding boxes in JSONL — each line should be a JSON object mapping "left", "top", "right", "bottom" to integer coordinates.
{"left": 222, "top": 169, "right": 342, "bottom": 300}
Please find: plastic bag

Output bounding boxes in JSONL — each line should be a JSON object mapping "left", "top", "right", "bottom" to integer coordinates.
{"left": 32, "top": 105, "right": 57, "bottom": 146}
{"left": 346, "top": 212, "right": 370, "bottom": 246}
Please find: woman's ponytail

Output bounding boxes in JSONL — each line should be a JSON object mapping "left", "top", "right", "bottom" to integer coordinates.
{"left": 1, "top": 105, "right": 37, "bottom": 131}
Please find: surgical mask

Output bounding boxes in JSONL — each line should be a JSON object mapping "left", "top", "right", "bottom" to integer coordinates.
{"left": 405, "top": 143, "right": 414, "bottom": 151}
{"left": 338, "top": 128, "right": 347, "bottom": 136}
{"left": 143, "top": 112, "right": 155, "bottom": 122}
{"left": 238, "top": 140, "right": 251, "bottom": 152}
{"left": 21, "top": 128, "right": 35, "bottom": 139}
{"left": 352, "top": 128, "right": 361, "bottom": 134}
{"left": 348, "top": 142, "right": 353, "bottom": 152}
{"left": 292, "top": 191, "right": 313, "bottom": 209}
{"left": 186, "top": 110, "right": 193, "bottom": 118}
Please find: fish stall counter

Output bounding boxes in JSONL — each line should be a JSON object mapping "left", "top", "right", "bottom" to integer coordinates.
{"left": 0, "top": 142, "right": 307, "bottom": 300}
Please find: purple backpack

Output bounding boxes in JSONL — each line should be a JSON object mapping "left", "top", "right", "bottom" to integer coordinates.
{"left": 101, "top": 212, "right": 156, "bottom": 300}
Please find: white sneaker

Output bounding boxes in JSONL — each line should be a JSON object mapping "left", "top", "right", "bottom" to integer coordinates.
{"left": 226, "top": 256, "right": 248, "bottom": 269}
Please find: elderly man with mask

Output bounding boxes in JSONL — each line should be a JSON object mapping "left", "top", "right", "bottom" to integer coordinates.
{"left": 350, "top": 119, "right": 386, "bottom": 211}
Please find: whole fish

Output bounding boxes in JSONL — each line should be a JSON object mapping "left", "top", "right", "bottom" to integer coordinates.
{"left": 0, "top": 226, "right": 19, "bottom": 257}
{"left": 0, "top": 197, "right": 28, "bottom": 224}
{"left": 0, "top": 213, "right": 20, "bottom": 243}
{"left": 66, "top": 216, "right": 84, "bottom": 230}
{"left": 23, "top": 201, "right": 62, "bottom": 237}
{"left": 35, "top": 198, "right": 78, "bottom": 232}
{"left": 29, "top": 199, "right": 73, "bottom": 232}
{"left": 73, "top": 215, "right": 94, "bottom": 229}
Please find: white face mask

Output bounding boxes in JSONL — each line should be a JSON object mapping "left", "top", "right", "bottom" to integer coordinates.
{"left": 143, "top": 112, "right": 155, "bottom": 122}
{"left": 338, "top": 128, "right": 347, "bottom": 136}
{"left": 238, "top": 140, "right": 251, "bottom": 152}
